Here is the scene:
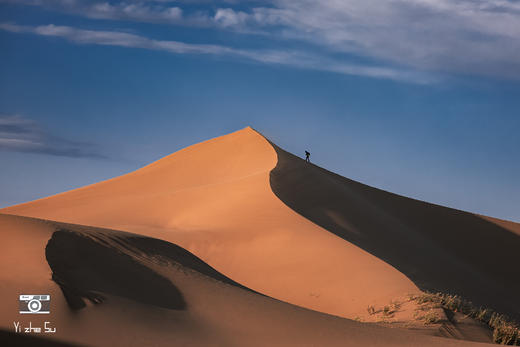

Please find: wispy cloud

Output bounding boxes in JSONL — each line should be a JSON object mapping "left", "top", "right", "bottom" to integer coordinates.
{"left": 0, "top": 0, "right": 208, "bottom": 25}
{"left": 0, "top": 23, "right": 430, "bottom": 83}
{"left": 0, "top": 115, "right": 106, "bottom": 158}
{"left": 5, "top": 0, "right": 520, "bottom": 79}
{"left": 214, "top": 0, "right": 520, "bottom": 79}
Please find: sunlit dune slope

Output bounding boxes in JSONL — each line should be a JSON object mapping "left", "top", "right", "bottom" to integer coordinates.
{"left": 1, "top": 127, "right": 419, "bottom": 319}
{"left": 269, "top": 142, "right": 520, "bottom": 320}
{"left": 0, "top": 214, "right": 495, "bottom": 347}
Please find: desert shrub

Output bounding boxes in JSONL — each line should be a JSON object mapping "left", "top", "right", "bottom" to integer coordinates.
{"left": 390, "top": 300, "right": 402, "bottom": 311}
{"left": 477, "top": 308, "right": 493, "bottom": 321}
{"left": 423, "top": 310, "right": 441, "bottom": 324}
{"left": 410, "top": 292, "right": 520, "bottom": 345}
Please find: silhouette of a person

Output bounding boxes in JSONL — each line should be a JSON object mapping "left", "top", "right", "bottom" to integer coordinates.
{"left": 305, "top": 150, "right": 310, "bottom": 163}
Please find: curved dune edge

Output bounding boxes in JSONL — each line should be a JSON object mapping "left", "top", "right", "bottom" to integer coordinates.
{"left": 479, "top": 215, "right": 520, "bottom": 237}
{"left": 0, "top": 127, "right": 421, "bottom": 320}
{"left": 267, "top": 139, "right": 520, "bottom": 321}
{"left": 0, "top": 214, "right": 494, "bottom": 346}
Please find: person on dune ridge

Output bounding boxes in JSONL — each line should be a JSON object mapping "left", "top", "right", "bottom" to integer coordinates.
{"left": 305, "top": 150, "right": 310, "bottom": 163}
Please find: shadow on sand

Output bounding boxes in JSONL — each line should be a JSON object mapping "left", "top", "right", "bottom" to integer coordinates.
{"left": 269, "top": 143, "right": 520, "bottom": 320}
{"left": 46, "top": 229, "right": 187, "bottom": 311}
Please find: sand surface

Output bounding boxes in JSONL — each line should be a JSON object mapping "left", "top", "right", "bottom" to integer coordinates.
{"left": 1, "top": 127, "right": 518, "bottom": 346}
{"left": 0, "top": 214, "right": 496, "bottom": 346}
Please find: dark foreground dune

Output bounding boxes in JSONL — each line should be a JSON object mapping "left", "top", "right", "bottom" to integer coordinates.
{"left": 269, "top": 141, "right": 520, "bottom": 320}
{"left": 46, "top": 229, "right": 186, "bottom": 311}
{"left": 0, "top": 329, "right": 80, "bottom": 347}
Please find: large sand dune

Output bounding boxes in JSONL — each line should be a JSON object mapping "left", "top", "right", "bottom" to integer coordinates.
{"left": 1, "top": 127, "right": 421, "bottom": 320}
{"left": 1, "top": 127, "right": 518, "bottom": 345}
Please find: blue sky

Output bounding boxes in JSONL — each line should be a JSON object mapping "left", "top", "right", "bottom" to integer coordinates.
{"left": 1, "top": 0, "right": 519, "bottom": 221}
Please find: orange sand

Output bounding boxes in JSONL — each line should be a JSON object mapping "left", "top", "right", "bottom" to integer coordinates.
{"left": 1, "top": 126, "right": 518, "bottom": 346}
{"left": 1, "top": 127, "right": 420, "bottom": 319}
{"left": 0, "top": 214, "right": 494, "bottom": 346}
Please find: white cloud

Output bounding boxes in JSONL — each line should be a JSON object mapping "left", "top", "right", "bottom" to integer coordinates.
{"left": 214, "top": 8, "right": 249, "bottom": 28}
{"left": 0, "top": 0, "right": 189, "bottom": 24}
{"left": 0, "top": 22, "right": 431, "bottom": 83}
{"left": 4, "top": 0, "right": 519, "bottom": 78}
{"left": 85, "top": 1, "right": 183, "bottom": 22}
{"left": 218, "top": 0, "right": 520, "bottom": 79}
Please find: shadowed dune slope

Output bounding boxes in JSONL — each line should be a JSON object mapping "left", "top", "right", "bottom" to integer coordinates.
{"left": 269, "top": 142, "right": 520, "bottom": 320}
{"left": 0, "top": 330, "right": 81, "bottom": 347}
{"left": 0, "top": 214, "right": 494, "bottom": 347}
{"left": 46, "top": 229, "right": 187, "bottom": 311}
{"left": 1, "top": 127, "right": 421, "bottom": 319}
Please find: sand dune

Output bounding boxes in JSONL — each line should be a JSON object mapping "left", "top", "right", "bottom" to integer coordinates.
{"left": 0, "top": 214, "right": 495, "bottom": 346}
{"left": 1, "top": 126, "right": 518, "bottom": 345}
{"left": 1, "top": 127, "right": 421, "bottom": 320}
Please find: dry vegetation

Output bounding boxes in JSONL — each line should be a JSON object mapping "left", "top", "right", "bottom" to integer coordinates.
{"left": 410, "top": 292, "right": 520, "bottom": 345}
{"left": 367, "top": 301, "right": 401, "bottom": 318}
